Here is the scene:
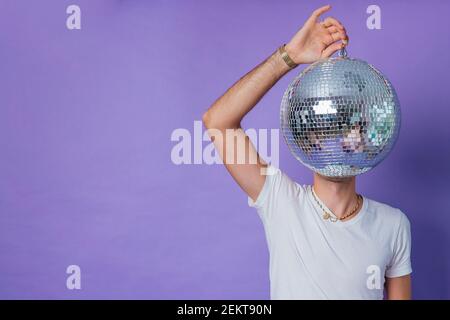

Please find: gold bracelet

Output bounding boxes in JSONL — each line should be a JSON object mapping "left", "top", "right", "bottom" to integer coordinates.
{"left": 278, "top": 44, "right": 298, "bottom": 69}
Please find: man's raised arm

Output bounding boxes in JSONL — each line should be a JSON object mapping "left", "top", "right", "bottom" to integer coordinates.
{"left": 202, "top": 5, "right": 348, "bottom": 201}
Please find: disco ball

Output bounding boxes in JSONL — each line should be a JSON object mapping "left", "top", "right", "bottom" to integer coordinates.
{"left": 280, "top": 50, "right": 401, "bottom": 177}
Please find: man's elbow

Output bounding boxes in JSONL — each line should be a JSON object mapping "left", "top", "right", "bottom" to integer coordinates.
{"left": 202, "top": 110, "right": 225, "bottom": 130}
{"left": 202, "top": 109, "right": 240, "bottom": 130}
{"left": 202, "top": 110, "right": 213, "bottom": 129}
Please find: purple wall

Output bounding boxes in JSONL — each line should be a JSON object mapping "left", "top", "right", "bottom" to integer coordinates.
{"left": 0, "top": 0, "right": 449, "bottom": 299}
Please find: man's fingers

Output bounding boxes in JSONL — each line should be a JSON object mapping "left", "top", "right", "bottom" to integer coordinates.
{"left": 342, "top": 34, "right": 349, "bottom": 45}
{"left": 322, "top": 41, "right": 346, "bottom": 58}
{"left": 322, "top": 17, "right": 344, "bottom": 29}
{"left": 326, "top": 26, "right": 339, "bottom": 33}
{"left": 307, "top": 5, "right": 348, "bottom": 57}
{"left": 309, "top": 5, "right": 331, "bottom": 22}
{"left": 330, "top": 31, "right": 348, "bottom": 43}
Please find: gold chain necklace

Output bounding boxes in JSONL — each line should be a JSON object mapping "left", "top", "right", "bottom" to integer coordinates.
{"left": 311, "top": 187, "right": 362, "bottom": 223}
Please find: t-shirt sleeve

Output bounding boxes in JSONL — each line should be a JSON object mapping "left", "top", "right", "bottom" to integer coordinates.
{"left": 247, "top": 165, "right": 301, "bottom": 223}
{"left": 385, "top": 211, "right": 412, "bottom": 278}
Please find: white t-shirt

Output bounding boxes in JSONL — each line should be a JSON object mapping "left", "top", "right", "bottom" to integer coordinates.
{"left": 248, "top": 166, "right": 412, "bottom": 300}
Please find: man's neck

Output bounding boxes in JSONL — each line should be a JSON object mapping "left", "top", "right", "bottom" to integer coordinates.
{"left": 312, "top": 173, "right": 358, "bottom": 219}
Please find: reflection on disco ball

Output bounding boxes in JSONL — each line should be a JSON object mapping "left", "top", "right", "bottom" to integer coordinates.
{"left": 280, "top": 52, "right": 401, "bottom": 177}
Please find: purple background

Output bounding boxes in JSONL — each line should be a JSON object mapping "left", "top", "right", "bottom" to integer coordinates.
{"left": 0, "top": 0, "right": 449, "bottom": 299}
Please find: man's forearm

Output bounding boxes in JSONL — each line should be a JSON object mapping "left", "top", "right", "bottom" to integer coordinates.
{"left": 203, "top": 48, "right": 293, "bottom": 130}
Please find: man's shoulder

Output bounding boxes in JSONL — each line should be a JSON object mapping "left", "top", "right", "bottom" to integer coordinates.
{"left": 267, "top": 166, "right": 307, "bottom": 193}
{"left": 365, "top": 196, "right": 408, "bottom": 226}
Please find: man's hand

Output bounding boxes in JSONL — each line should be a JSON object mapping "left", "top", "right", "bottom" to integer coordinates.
{"left": 286, "top": 5, "right": 348, "bottom": 64}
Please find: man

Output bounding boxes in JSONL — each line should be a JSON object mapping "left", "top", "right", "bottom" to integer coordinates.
{"left": 202, "top": 5, "right": 411, "bottom": 299}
